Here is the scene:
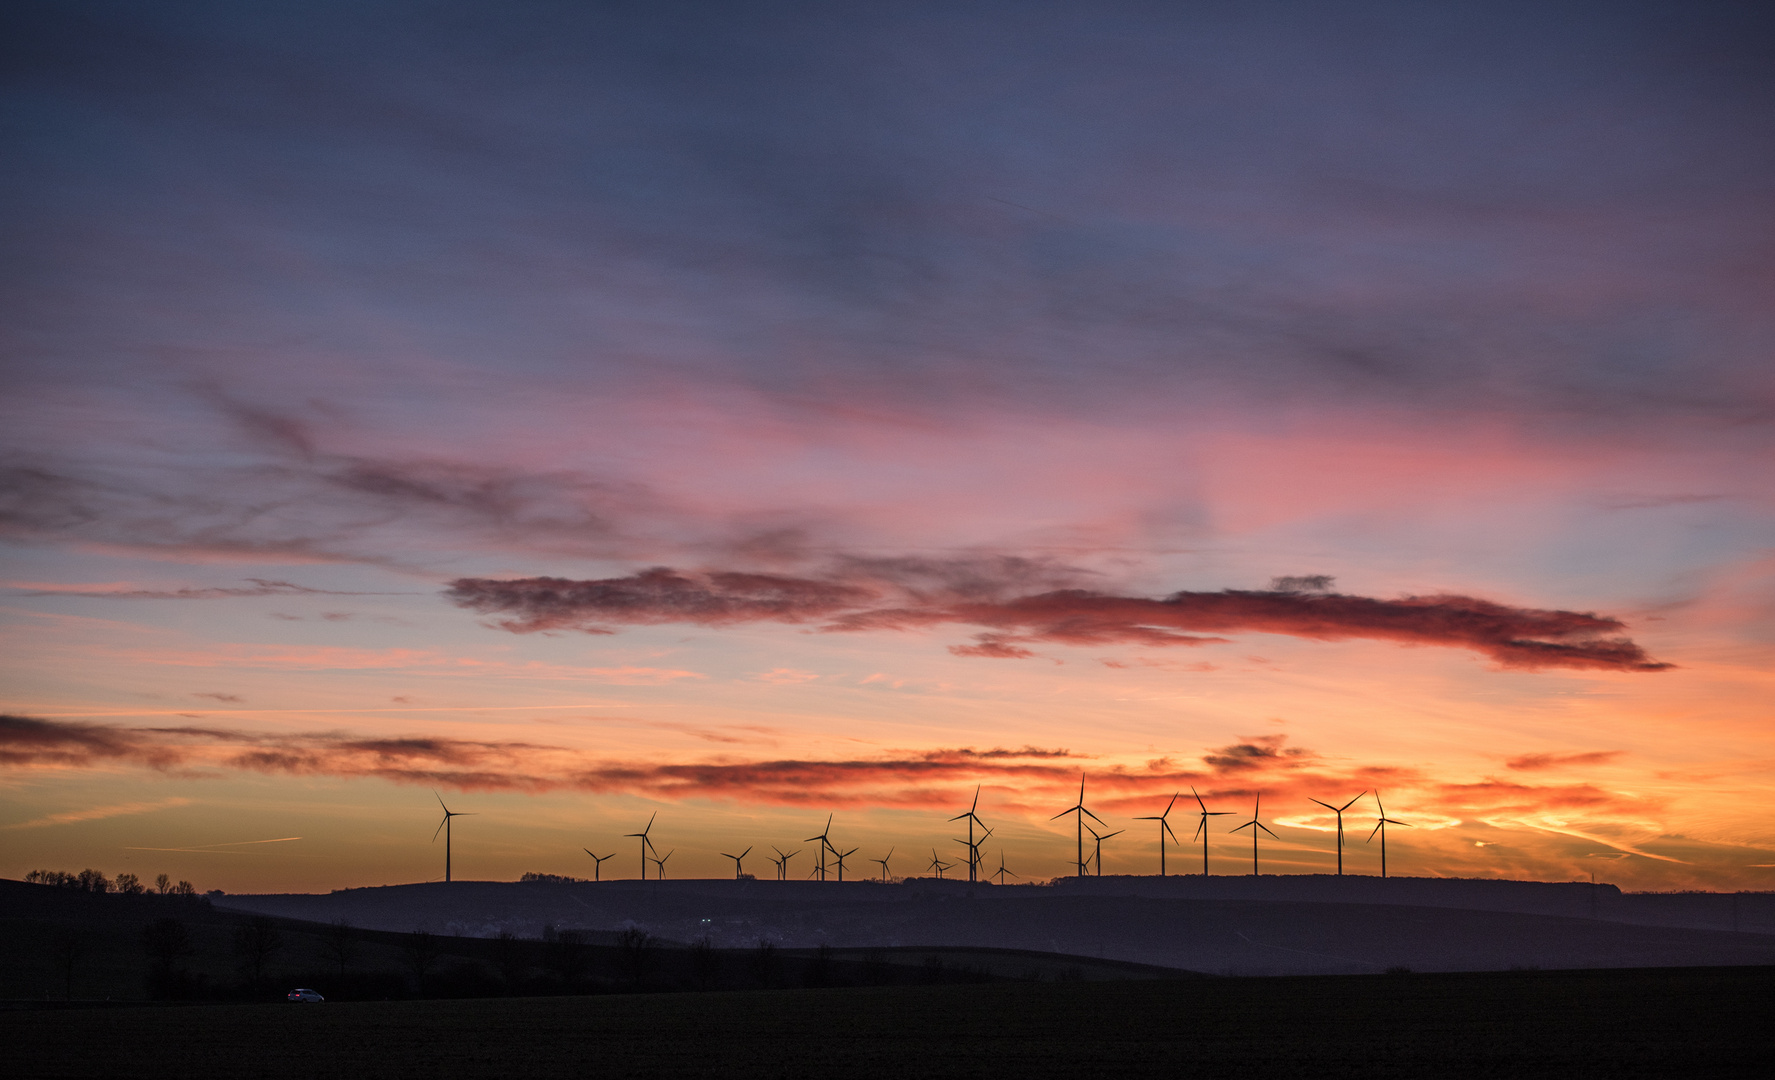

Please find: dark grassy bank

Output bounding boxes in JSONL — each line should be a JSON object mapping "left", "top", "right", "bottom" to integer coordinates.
{"left": 6, "top": 965, "right": 1772, "bottom": 1079}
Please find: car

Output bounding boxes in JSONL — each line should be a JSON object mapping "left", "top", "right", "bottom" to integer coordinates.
{"left": 286, "top": 988, "right": 325, "bottom": 1003}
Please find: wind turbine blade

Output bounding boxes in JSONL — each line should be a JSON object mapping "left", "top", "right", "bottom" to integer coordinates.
{"left": 1257, "top": 822, "right": 1279, "bottom": 838}
{"left": 741, "top": 846, "right": 752, "bottom": 858}
{"left": 434, "top": 789, "right": 450, "bottom": 812}
{"left": 1082, "top": 807, "right": 1106, "bottom": 825}
{"left": 1339, "top": 792, "right": 1366, "bottom": 812}
{"left": 432, "top": 816, "right": 447, "bottom": 842}
{"left": 1193, "top": 818, "right": 1206, "bottom": 841}
{"left": 1163, "top": 820, "right": 1180, "bottom": 843}
{"left": 1367, "top": 822, "right": 1383, "bottom": 842}
{"left": 1310, "top": 798, "right": 1335, "bottom": 811}
{"left": 1050, "top": 807, "right": 1080, "bottom": 821}
{"left": 1191, "top": 786, "right": 1207, "bottom": 810}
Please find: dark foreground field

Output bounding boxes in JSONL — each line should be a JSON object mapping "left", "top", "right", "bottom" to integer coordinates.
{"left": 7, "top": 965, "right": 1772, "bottom": 1080}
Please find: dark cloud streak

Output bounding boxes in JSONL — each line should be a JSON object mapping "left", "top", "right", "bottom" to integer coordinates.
{"left": 448, "top": 568, "right": 1671, "bottom": 672}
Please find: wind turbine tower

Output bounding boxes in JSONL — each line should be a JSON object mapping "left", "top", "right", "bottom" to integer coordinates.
{"left": 1086, "top": 823, "right": 1123, "bottom": 876}
{"left": 721, "top": 846, "right": 752, "bottom": 879}
{"left": 1050, "top": 773, "right": 1105, "bottom": 877}
{"left": 583, "top": 849, "right": 615, "bottom": 882}
{"left": 1191, "top": 786, "right": 1233, "bottom": 876}
{"left": 1135, "top": 792, "right": 1182, "bottom": 876}
{"left": 1367, "top": 790, "right": 1412, "bottom": 878}
{"left": 1310, "top": 791, "right": 1367, "bottom": 875}
{"left": 805, "top": 815, "right": 836, "bottom": 881}
{"left": 431, "top": 791, "right": 475, "bottom": 884}
{"left": 624, "top": 813, "right": 658, "bottom": 880}
{"left": 949, "top": 786, "right": 988, "bottom": 883}
{"left": 1230, "top": 793, "right": 1278, "bottom": 876}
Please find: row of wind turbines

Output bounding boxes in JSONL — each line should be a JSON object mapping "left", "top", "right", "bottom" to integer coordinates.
{"left": 429, "top": 778, "right": 1411, "bottom": 884}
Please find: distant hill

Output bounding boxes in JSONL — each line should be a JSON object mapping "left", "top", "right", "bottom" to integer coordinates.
{"left": 0, "top": 878, "right": 1182, "bottom": 1002}
{"left": 217, "top": 875, "right": 1775, "bottom": 976}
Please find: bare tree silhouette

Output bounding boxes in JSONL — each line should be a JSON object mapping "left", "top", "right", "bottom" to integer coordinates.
{"left": 51, "top": 926, "right": 84, "bottom": 1000}
{"left": 493, "top": 930, "right": 529, "bottom": 994}
{"left": 233, "top": 916, "right": 284, "bottom": 991}
{"left": 141, "top": 917, "right": 194, "bottom": 998}
{"left": 689, "top": 935, "right": 718, "bottom": 990}
{"left": 617, "top": 926, "right": 654, "bottom": 989}
{"left": 401, "top": 930, "right": 441, "bottom": 995}
{"left": 751, "top": 939, "right": 778, "bottom": 987}
{"left": 547, "top": 928, "right": 588, "bottom": 987}
{"left": 319, "top": 920, "right": 356, "bottom": 982}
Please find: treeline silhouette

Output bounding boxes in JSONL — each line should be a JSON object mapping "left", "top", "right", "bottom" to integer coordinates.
{"left": 24, "top": 868, "right": 200, "bottom": 897}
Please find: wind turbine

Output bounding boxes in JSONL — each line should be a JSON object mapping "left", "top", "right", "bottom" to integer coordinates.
{"left": 927, "top": 849, "right": 952, "bottom": 879}
{"left": 1367, "top": 790, "right": 1412, "bottom": 878}
{"left": 991, "top": 850, "right": 1020, "bottom": 885}
{"left": 804, "top": 815, "right": 836, "bottom": 881}
{"left": 1190, "top": 786, "right": 1233, "bottom": 876}
{"left": 1050, "top": 773, "right": 1105, "bottom": 877}
{"left": 649, "top": 848, "right": 673, "bottom": 880}
{"left": 1230, "top": 793, "right": 1278, "bottom": 876}
{"left": 721, "top": 846, "right": 752, "bottom": 879}
{"left": 624, "top": 812, "right": 658, "bottom": 880}
{"left": 583, "top": 849, "right": 615, "bottom": 882}
{"left": 953, "top": 823, "right": 993, "bottom": 882}
{"left": 949, "top": 785, "right": 988, "bottom": 883}
{"left": 1086, "top": 823, "right": 1123, "bottom": 877}
{"left": 1310, "top": 791, "right": 1367, "bottom": 875}
{"left": 770, "top": 846, "right": 800, "bottom": 881}
{"left": 431, "top": 791, "right": 475, "bottom": 884}
{"left": 833, "top": 847, "right": 857, "bottom": 882}
{"left": 871, "top": 847, "right": 895, "bottom": 883}
{"left": 1135, "top": 792, "right": 1183, "bottom": 876}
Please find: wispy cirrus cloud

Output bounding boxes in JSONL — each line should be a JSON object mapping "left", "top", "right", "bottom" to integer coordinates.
{"left": 2, "top": 578, "right": 377, "bottom": 599}
{"left": 447, "top": 568, "right": 1671, "bottom": 672}
{"left": 2, "top": 796, "right": 194, "bottom": 829}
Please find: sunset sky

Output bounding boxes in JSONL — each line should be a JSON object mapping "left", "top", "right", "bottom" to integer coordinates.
{"left": 4, "top": 0, "right": 1773, "bottom": 894}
